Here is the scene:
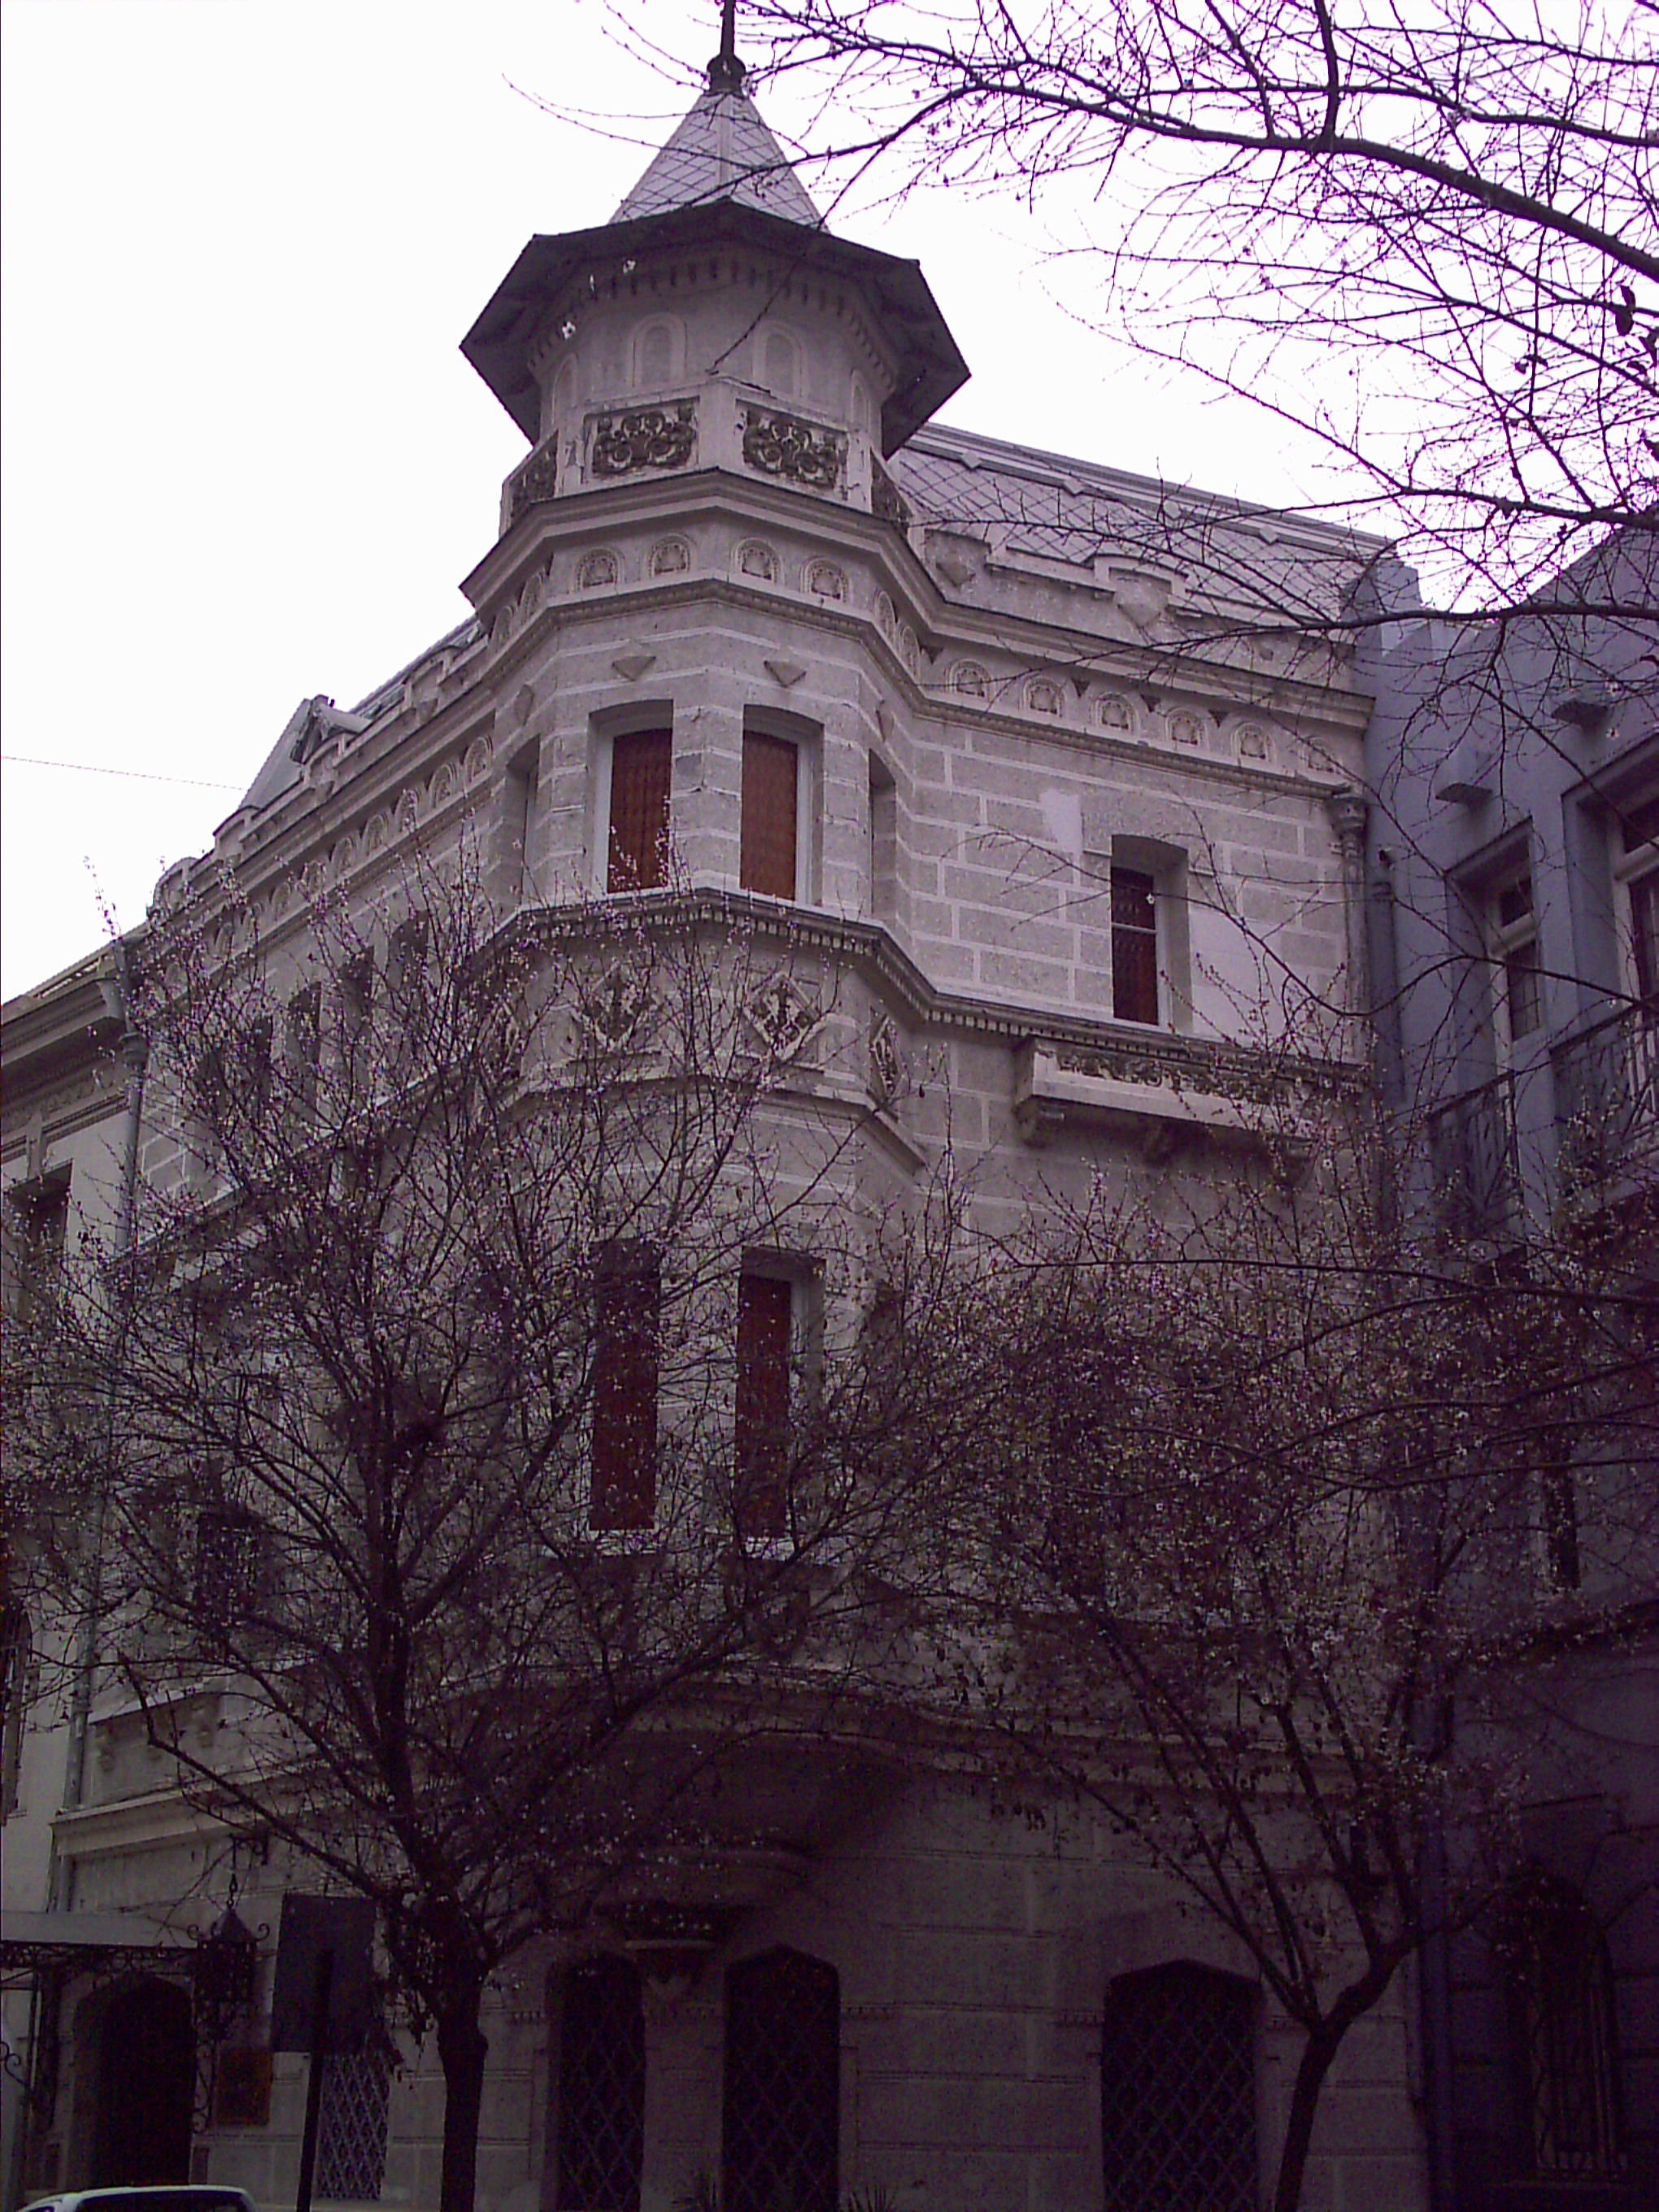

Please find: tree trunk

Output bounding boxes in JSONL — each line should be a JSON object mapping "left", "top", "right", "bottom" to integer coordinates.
{"left": 1273, "top": 2027, "right": 1343, "bottom": 2212}
{"left": 435, "top": 1990, "right": 490, "bottom": 2212}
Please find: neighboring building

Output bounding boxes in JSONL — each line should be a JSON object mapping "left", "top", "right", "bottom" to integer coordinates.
{"left": 1362, "top": 529, "right": 1659, "bottom": 2212}
{"left": 4, "top": 41, "right": 1434, "bottom": 2212}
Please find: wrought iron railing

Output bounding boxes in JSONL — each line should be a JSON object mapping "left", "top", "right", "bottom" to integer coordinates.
{"left": 1426, "top": 1073, "right": 1517, "bottom": 1239}
{"left": 1552, "top": 1004, "right": 1659, "bottom": 1191}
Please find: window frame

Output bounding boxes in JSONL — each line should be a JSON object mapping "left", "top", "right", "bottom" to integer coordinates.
{"left": 593, "top": 712, "right": 675, "bottom": 897}
{"left": 740, "top": 710, "right": 818, "bottom": 906}
{"left": 1487, "top": 859, "right": 1544, "bottom": 1050}
{"left": 1613, "top": 790, "right": 1659, "bottom": 1016}
{"left": 734, "top": 1265, "right": 812, "bottom": 1541}
{"left": 589, "top": 1243, "right": 662, "bottom": 1532}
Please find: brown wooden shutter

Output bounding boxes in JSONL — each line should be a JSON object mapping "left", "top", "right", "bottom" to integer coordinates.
{"left": 590, "top": 1250, "right": 660, "bottom": 1529}
{"left": 735, "top": 1272, "right": 793, "bottom": 1537}
{"left": 1110, "top": 866, "right": 1160, "bottom": 1025}
{"left": 607, "top": 729, "right": 672, "bottom": 892}
{"left": 741, "top": 732, "right": 799, "bottom": 899}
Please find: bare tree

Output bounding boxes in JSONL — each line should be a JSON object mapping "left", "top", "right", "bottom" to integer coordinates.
{"left": 739, "top": 0, "right": 1655, "bottom": 611}
{"left": 926, "top": 1108, "right": 1657, "bottom": 2211}
{"left": 21, "top": 864, "right": 971, "bottom": 2212}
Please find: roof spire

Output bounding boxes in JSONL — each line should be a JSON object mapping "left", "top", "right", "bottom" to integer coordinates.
{"left": 708, "top": 0, "right": 745, "bottom": 91}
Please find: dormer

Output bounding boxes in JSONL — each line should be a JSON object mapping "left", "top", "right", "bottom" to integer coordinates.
{"left": 461, "top": 50, "right": 967, "bottom": 535}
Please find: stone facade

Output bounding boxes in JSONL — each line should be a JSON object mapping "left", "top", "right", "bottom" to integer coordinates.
{"left": 1361, "top": 533, "right": 1659, "bottom": 2212}
{"left": 1, "top": 59, "right": 1437, "bottom": 2212}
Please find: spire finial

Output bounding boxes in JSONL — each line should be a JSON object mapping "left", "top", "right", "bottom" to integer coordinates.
{"left": 708, "top": 0, "right": 745, "bottom": 90}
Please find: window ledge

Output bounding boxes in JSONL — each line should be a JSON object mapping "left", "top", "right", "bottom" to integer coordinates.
{"left": 1012, "top": 1040, "right": 1319, "bottom": 1153}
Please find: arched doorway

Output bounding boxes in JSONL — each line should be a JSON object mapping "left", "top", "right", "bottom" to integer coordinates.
{"left": 93, "top": 1978, "right": 194, "bottom": 2184}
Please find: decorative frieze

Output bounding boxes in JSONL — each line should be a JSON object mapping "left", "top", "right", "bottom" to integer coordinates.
{"left": 740, "top": 407, "right": 845, "bottom": 492}
{"left": 590, "top": 403, "right": 696, "bottom": 479}
{"left": 507, "top": 442, "right": 560, "bottom": 524}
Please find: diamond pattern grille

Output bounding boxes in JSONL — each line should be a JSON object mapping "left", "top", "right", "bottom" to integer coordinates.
{"left": 724, "top": 1949, "right": 838, "bottom": 2212}
{"left": 555, "top": 1956, "right": 645, "bottom": 2211}
{"left": 316, "top": 2032, "right": 392, "bottom": 2203}
{"left": 1100, "top": 1965, "right": 1257, "bottom": 2212}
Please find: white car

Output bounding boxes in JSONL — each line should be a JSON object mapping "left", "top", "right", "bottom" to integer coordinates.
{"left": 24, "top": 2191, "right": 257, "bottom": 2212}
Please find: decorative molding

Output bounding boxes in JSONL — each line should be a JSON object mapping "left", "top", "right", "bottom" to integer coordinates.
{"left": 590, "top": 403, "right": 696, "bottom": 480}
{"left": 763, "top": 659, "right": 806, "bottom": 690}
{"left": 507, "top": 441, "right": 560, "bottom": 524}
{"left": 612, "top": 652, "right": 659, "bottom": 682}
{"left": 740, "top": 406, "right": 845, "bottom": 492}
{"left": 744, "top": 973, "right": 824, "bottom": 1060}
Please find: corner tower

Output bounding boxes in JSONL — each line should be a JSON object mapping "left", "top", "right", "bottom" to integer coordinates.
{"left": 461, "top": 39, "right": 967, "bottom": 535}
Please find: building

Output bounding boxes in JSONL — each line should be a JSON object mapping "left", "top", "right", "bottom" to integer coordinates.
{"left": 4, "top": 38, "right": 1435, "bottom": 2212}
{"left": 1362, "top": 529, "right": 1659, "bottom": 2211}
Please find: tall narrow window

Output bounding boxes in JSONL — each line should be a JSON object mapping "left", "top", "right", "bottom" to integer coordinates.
{"left": 339, "top": 952, "right": 376, "bottom": 1090}
{"left": 1501, "top": 1875, "right": 1626, "bottom": 2179}
{"left": 288, "top": 985, "right": 322, "bottom": 1116}
{"left": 2, "top": 1603, "right": 30, "bottom": 1816}
{"left": 193, "top": 1508, "right": 266, "bottom": 1656}
{"left": 6, "top": 1175, "right": 68, "bottom": 1324}
{"left": 555, "top": 1956, "right": 645, "bottom": 2212}
{"left": 316, "top": 2025, "right": 394, "bottom": 2203}
{"left": 1491, "top": 867, "right": 1542, "bottom": 1043}
{"left": 869, "top": 754, "right": 897, "bottom": 925}
{"left": 389, "top": 918, "right": 430, "bottom": 1068}
{"left": 1615, "top": 791, "right": 1659, "bottom": 1015}
{"left": 1110, "top": 866, "right": 1160, "bottom": 1025}
{"left": 735, "top": 1272, "right": 795, "bottom": 1538}
{"left": 590, "top": 1247, "right": 660, "bottom": 1530}
{"left": 742, "top": 731, "right": 799, "bottom": 899}
{"left": 503, "top": 743, "right": 541, "bottom": 905}
{"left": 723, "top": 1949, "right": 839, "bottom": 2212}
{"left": 1099, "top": 1963, "right": 1257, "bottom": 2212}
{"left": 607, "top": 730, "right": 672, "bottom": 892}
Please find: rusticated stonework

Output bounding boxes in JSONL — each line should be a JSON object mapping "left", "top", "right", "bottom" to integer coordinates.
{"left": 590, "top": 403, "right": 696, "bottom": 479}
{"left": 740, "top": 407, "right": 844, "bottom": 492}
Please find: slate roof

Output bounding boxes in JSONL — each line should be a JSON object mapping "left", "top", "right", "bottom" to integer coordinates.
{"left": 611, "top": 84, "right": 822, "bottom": 228}
{"left": 893, "top": 424, "right": 1385, "bottom": 626}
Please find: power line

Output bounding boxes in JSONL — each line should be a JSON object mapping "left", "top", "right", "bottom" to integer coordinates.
{"left": 2, "top": 753, "right": 239, "bottom": 793}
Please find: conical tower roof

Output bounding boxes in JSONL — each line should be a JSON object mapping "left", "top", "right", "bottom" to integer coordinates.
{"left": 611, "top": 79, "right": 822, "bottom": 229}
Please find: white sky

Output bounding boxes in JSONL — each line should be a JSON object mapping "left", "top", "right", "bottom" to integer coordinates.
{"left": 1, "top": 0, "right": 1344, "bottom": 1001}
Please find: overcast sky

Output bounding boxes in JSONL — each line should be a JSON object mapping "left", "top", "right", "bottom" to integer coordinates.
{"left": 1, "top": 0, "right": 1345, "bottom": 1001}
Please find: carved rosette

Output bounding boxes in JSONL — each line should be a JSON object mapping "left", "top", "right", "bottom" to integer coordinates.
{"left": 590, "top": 403, "right": 696, "bottom": 480}
{"left": 740, "top": 407, "right": 845, "bottom": 492}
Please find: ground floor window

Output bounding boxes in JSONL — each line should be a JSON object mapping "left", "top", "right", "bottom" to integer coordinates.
{"left": 317, "top": 2028, "right": 393, "bottom": 2202}
{"left": 723, "top": 1948, "right": 838, "bottom": 2212}
{"left": 1099, "top": 1962, "right": 1257, "bottom": 2212}
{"left": 555, "top": 1954, "right": 645, "bottom": 2212}
{"left": 1500, "top": 1873, "right": 1626, "bottom": 2179}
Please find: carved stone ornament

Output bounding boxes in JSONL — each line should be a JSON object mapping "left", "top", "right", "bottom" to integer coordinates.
{"left": 577, "top": 963, "right": 654, "bottom": 1049}
{"left": 745, "top": 973, "right": 823, "bottom": 1060}
{"left": 869, "top": 1013, "right": 903, "bottom": 1103}
{"left": 741, "top": 407, "right": 845, "bottom": 492}
{"left": 590, "top": 403, "right": 696, "bottom": 479}
{"left": 509, "top": 442, "right": 560, "bottom": 522}
{"left": 871, "top": 459, "right": 911, "bottom": 529}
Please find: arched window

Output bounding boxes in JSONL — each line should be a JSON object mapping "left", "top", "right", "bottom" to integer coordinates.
{"left": 555, "top": 1955, "right": 644, "bottom": 2212}
{"left": 634, "top": 320, "right": 678, "bottom": 391}
{"left": 1500, "top": 1874, "right": 1626, "bottom": 2178}
{"left": 724, "top": 1948, "right": 838, "bottom": 2212}
{"left": 1100, "top": 1963, "right": 1257, "bottom": 2212}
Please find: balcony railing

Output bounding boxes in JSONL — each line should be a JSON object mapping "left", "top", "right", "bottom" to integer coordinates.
{"left": 1552, "top": 1005, "right": 1659, "bottom": 1194}
{"left": 1427, "top": 1073, "right": 1517, "bottom": 1239}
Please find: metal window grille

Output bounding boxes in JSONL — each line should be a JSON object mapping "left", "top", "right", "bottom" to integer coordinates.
{"left": 1100, "top": 1963, "right": 1258, "bottom": 2212}
{"left": 316, "top": 2031, "right": 392, "bottom": 2202}
{"left": 1504, "top": 1878, "right": 1626, "bottom": 2178}
{"left": 723, "top": 1949, "right": 839, "bottom": 2212}
{"left": 555, "top": 1955, "right": 644, "bottom": 2212}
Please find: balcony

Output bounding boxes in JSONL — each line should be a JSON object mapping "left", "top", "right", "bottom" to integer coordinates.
{"left": 1427, "top": 1073, "right": 1518, "bottom": 1239}
{"left": 1552, "top": 1006, "right": 1659, "bottom": 1201}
